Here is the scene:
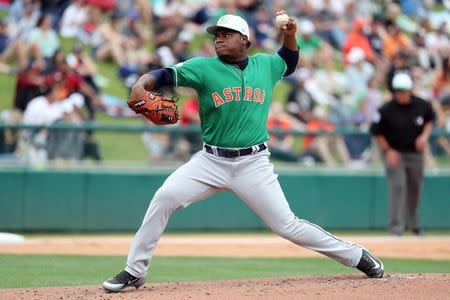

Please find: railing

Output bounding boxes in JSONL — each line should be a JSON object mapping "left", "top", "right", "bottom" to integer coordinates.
{"left": 2, "top": 122, "right": 450, "bottom": 136}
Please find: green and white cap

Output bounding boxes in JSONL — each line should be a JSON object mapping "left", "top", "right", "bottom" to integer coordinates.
{"left": 207, "top": 14, "right": 250, "bottom": 39}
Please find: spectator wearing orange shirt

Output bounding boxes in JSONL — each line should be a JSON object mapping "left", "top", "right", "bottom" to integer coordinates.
{"left": 267, "top": 102, "right": 302, "bottom": 162}
{"left": 383, "top": 21, "right": 414, "bottom": 60}
{"left": 303, "top": 107, "right": 351, "bottom": 167}
{"left": 343, "top": 18, "right": 374, "bottom": 64}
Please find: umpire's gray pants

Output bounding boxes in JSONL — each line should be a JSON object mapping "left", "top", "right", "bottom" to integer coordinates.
{"left": 384, "top": 152, "right": 424, "bottom": 234}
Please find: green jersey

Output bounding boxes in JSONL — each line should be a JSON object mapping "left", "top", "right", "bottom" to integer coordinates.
{"left": 168, "top": 54, "right": 287, "bottom": 148}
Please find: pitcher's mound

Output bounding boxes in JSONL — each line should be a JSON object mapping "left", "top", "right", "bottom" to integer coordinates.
{"left": 3, "top": 273, "right": 449, "bottom": 300}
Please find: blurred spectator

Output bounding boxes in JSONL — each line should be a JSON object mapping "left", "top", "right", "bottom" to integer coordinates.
{"left": 59, "top": 0, "right": 88, "bottom": 39}
{"left": 432, "top": 56, "right": 450, "bottom": 156}
{"left": 351, "top": 76, "right": 384, "bottom": 162}
{"left": 343, "top": 18, "right": 375, "bottom": 64}
{"left": 13, "top": 59, "right": 47, "bottom": 111}
{"left": 267, "top": 101, "right": 304, "bottom": 162}
{"left": 66, "top": 45, "right": 98, "bottom": 93}
{"left": 366, "top": 17, "right": 385, "bottom": 58}
{"left": 433, "top": 56, "right": 450, "bottom": 102}
{"left": 414, "top": 30, "right": 438, "bottom": 72}
{"left": 47, "top": 94, "right": 85, "bottom": 163}
{"left": 8, "top": 0, "right": 40, "bottom": 25}
{"left": 121, "top": 10, "right": 148, "bottom": 47}
{"left": 91, "top": 12, "right": 126, "bottom": 65}
{"left": 400, "top": 0, "right": 428, "bottom": 19}
{"left": 20, "top": 80, "right": 65, "bottom": 165}
{"left": 40, "top": 0, "right": 71, "bottom": 28}
{"left": 296, "top": 19, "right": 322, "bottom": 63}
{"left": 0, "top": 109, "right": 22, "bottom": 161}
{"left": 251, "top": 6, "right": 277, "bottom": 49}
{"left": 28, "top": 14, "right": 60, "bottom": 63}
{"left": 117, "top": 0, "right": 152, "bottom": 25}
{"left": 303, "top": 107, "right": 351, "bottom": 167}
{"left": 48, "top": 57, "right": 102, "bottom": 120}
{"left": 382, "top": 21, "right": 414, "bottom": 60}
{"left": 345, "top": 47, "right": 375, "bottom": 109}
{"left": 354, "top": 0, "right": 380, "bottom": 19}
{"left": 425, "top": 23, "right": 450, "bottom": 58}
{"left": 310, "top": 0, "right": 347, "bottom": 50}
{"left": 22, "top": 80, "right": 66, "bottom": 125}
{"left": 142, "top": 122, "right": 172, "bottom": 163}
{"left": 360, "top": 76, "right": 384, "bottom": 126}
{"left": 370, "top": 73, "right": 434, "bottom": 236}
{"left": 156, "top": 30, "right": 192, "bottom": 66}
{"left": 287, "top": 69, "right": 316, "bottom": 124}
{"left": 0, "top": 19, "right": 27, "bottom": 72}
{"left": 8, "top": 1, "right": 39, "bottom": 42}
{"left": 0, "top": 0, "right": 448, "bottom": 167}
{"left": 314, "top": 53, "right": 348, "bottom": 100}
{"left": 178, "top": 96, "right": 202, "bottom": 156}
{"left": 153, "top": 12, "right": 184, "bottom": 48}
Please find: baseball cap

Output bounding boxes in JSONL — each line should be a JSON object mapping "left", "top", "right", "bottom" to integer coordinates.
{"left": 347, "top": 47, "right": 365, "bottom": 64}
{"left": 392, "top": 73, "right": 413, "bottom": 91}
{"left": 207, "top": 14, "right": 250, "bottom": 39}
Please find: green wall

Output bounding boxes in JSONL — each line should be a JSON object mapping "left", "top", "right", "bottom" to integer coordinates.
{"left": 0, "top": 168, "right": 449, "bottom": 231}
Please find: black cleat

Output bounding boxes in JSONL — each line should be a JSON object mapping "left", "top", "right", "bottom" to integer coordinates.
{"left": 356, "top": 249, "right": 384, "bottom": 278}
{"left": 103, "top": 270, "right": 145, "bottom": 292}
{"left": 411, "top": 228, "right": 425, "bottom": 236}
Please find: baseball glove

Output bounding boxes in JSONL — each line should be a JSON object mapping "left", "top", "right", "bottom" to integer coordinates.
{"left": 127, "top": 91, "right": 179, "bottom": 125}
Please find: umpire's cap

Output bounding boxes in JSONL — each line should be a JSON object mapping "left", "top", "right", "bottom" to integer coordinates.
{"left": 392, "top": 73, "right": 413, "bottom": 91}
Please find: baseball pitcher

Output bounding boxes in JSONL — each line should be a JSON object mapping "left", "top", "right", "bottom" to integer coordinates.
{"left": 103, "top": 11, "right": 384, "bottom": 293}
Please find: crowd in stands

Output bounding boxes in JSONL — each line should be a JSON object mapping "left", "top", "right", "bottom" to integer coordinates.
{"left": 0, "top": 0, "right": 449, "bottom": 167}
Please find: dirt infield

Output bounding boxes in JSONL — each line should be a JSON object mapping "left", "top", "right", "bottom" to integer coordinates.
{"left": 1, "top": 234, "right": 449, "bottom": 299}
{"left": 2, "top": 274, "right": 449, "bottom": 300}
{"left": 1, "top": 234, "right": 450, "bottom": 259}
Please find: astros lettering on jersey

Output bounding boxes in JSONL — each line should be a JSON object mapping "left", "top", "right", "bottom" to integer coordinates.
{"left": 168, "top": 54, "right": 287, "bottom": 148}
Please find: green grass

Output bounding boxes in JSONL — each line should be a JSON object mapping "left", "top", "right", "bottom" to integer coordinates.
{"left": 0, "top": 255, "right": 449, "bottom": 289}
{"left": 0, "top": 73, "right": 16, "bottom": 111}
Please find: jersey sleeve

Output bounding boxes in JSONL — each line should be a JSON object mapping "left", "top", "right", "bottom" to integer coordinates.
{"left": 167, "top": 57, "right": 204, "bottom": 90}
{"left": 267, "top": 53, "right": 288, "bottom": 84}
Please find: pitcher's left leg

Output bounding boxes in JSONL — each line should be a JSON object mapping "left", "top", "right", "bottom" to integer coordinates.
{"left": 231, "top": 152, "right": 383, "bottom": 277}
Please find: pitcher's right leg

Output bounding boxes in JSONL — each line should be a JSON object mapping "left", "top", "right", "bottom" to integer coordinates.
{"left": 103, "top": 151, "right": 226, "bottom": 292}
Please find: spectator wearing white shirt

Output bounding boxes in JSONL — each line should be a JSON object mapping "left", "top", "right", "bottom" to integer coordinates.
{"left": 345, "top": 47, "right": 375, "bottom": 106}
{"left": 21, "top": 80, "right": 85, "bottom": 165}
{"left": 21, "top": 81, "right": 63, "bottom": 165}
{"left": 59, "top": 0, "right": 88, "bottom": 39}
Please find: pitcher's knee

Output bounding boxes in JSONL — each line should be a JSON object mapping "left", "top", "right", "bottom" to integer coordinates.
{"left": 152, "top": 185, "right": 183, "bottom": 211}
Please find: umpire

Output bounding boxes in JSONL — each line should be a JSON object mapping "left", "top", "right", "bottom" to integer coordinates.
{"left": 370, "top": 73, "right": 434, "bottom": 236}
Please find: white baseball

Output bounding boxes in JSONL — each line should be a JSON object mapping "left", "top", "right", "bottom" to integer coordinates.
{"left": 275, "top": 14, "right": 289, "bottom": 27}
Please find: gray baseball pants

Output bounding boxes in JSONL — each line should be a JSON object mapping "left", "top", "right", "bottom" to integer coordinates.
{"left": 125, "top": 148, "right": 363, "bottom": 278}
{"left": 385, "top": 152, "right": 424, "bottom": 235}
